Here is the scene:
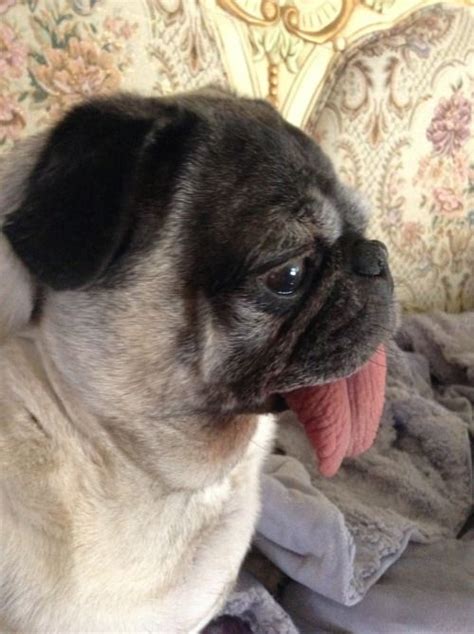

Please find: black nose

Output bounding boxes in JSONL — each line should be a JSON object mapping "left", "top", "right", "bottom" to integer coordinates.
{"left": 351, "top": 239, "right": 388, "bottom": 277}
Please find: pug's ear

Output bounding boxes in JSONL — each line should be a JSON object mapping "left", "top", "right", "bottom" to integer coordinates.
{"left": 0, "top": 95, "right": 197, "bottom": 339}
{"left": 2, "top": 98, "right": 158, "bottom": 291}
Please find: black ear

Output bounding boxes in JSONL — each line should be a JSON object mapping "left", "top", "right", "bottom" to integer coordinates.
{"left": 2, "top": 96, "right": 187, "bottom": 290}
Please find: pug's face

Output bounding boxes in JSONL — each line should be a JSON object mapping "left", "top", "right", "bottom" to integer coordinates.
{"left": 3, "top": 90, "right": 396, "bottom": 484}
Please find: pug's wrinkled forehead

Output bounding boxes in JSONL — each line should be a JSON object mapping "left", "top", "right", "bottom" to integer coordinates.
{"left": 132, "top": 89, "right": 369, "bottom": 301}
{"left": 176, "top": 104, "right": 368, "bottom": 297}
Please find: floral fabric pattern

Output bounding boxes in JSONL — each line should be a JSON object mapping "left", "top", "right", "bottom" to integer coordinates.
{"left": 0, "top": 22, "right": 27, "bottom": 79}
{"left": 307, "top": 5, "right": 474, "bottom": 312}
{"left": 0, "top": 0, "right": 227, "bottom": 144}
{"left": 0, "top": 93, "right": 25, "bottom": 142}
{"left": 0, "top": 0, "right": 17, "bottom": 14}
{"left": 427, "top": 90, "right": 471, "bottom": 156}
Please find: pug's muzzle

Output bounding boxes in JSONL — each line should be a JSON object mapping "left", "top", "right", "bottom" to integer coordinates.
{"left": 261, "top": 236, "right": 393, "bottom": 477}
{"left": 195, "top": 224, "right": 394, "bottom": 479}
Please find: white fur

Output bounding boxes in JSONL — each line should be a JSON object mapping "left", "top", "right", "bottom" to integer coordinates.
{"left": 0, "top": 337, "right": 275, "bottom": 632}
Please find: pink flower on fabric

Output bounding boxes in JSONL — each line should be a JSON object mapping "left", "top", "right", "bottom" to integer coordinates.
{"left": 427, "top": 91, "right": 471, "bottom": 156}
{"left": 0, "top": 94, "right": 25, "bottom": 143}
{"left": 104, "top": 16, "right": 137, "bottom": 40}
{"left": 0, "top": 22, "right": 27, "bottom": 78}
{"left": 433, "top": 187, "right": 464, "bottom": 216}
{"left": 34, "top": 37, "right": 121, "bottom": 104}
{"left": 0, "top": 0, "right": 17, "bottom": 14}
{"left": 401, "top": 222, "right": 424, "bottom": 245}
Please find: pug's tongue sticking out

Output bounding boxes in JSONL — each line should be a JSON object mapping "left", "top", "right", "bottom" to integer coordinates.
{"left": 284, "top": 346, "right": 386, "bottom": 477}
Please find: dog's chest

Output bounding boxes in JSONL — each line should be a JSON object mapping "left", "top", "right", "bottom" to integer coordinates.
{"left": 0, "top": 342, "right": 275, "bottom": 632}
{"left": 72, "top": 416, "right": 274, "bottom": 632}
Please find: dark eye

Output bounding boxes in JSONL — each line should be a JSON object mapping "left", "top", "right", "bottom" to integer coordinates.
{"left": 263, "top": 258, "right": 307, "bottom": 296}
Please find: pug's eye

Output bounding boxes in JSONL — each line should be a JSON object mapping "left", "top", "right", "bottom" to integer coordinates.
{"left": 264, "top": 258, "right": 307, "bottom": 296}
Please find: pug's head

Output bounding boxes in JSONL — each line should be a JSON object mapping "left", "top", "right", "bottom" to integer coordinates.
{"left": 0, "top": 90, "right": 396, "bottom": 486}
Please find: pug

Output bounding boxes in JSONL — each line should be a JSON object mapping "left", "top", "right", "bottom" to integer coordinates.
{"left": 0, "top": 89, "right": 396, "bottom": 633}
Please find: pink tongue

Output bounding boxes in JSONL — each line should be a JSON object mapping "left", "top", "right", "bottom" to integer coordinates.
{"left": 284, "top": 346, "right": 386, "bottom": 477}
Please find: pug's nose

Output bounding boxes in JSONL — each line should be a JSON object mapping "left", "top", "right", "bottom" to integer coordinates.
{"left": 351, "top": 239, "right": 388, "bottom": 277}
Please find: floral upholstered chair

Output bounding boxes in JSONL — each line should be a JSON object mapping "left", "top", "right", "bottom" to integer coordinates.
{"left": 0, "top": 0, "right": 473, "bottom": 312}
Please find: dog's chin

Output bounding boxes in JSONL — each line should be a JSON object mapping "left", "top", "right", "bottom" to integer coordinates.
{"left": 235, "top": 339, "right": 382, "bottom": 417}
{"left": 257, "top": 394, "right": 288, "bottom": 414}
{"left": 280, "top": 340, "right": 381, "bottom": 395}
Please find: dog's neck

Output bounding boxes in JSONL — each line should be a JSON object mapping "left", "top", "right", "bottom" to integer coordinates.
{"left": 10, "top": 331, "right": 259, "bottom": 492}
{"left": 1, "top": 334, "right": 275, "bottom": 633}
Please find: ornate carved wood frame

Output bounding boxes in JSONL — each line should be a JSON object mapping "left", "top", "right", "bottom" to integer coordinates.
{"left": 202, "top": 0, "right": 473, "bottom": 126}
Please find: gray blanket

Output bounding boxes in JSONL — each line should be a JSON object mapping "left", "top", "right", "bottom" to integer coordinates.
{"left": 213, "top": 311, "right": 474, "bottom": 631}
